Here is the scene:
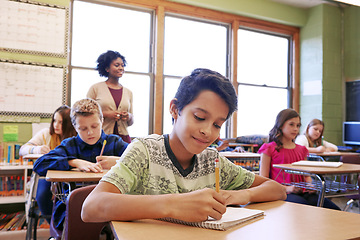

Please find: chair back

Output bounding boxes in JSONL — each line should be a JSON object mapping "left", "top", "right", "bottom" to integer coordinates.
{"left": 64, "top": 184, "right": 108, "bottom": 240}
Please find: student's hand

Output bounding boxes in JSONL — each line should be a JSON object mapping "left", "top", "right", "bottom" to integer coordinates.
{"left": 37, "top": 145, "right": 51, "bottom": 154}
{"left": 232, "top": 146, "right": 246, "bottom": 153}
{"left": 324, "top": 147, "right": 336, "bottom": 152}
{"left": 68, "top": 159, "right": 103, "bottom": 173}
{"left": 285, "top": 185, "right": 303, "bottom": 194}
{"left": 96, "top": 156, "right": 119, "bottom": 169}
{"left": 315, "top": 146, "right": 326, "bottom": 153}
{"left": 168, "top": 188, "right": 226, "bottom": 222}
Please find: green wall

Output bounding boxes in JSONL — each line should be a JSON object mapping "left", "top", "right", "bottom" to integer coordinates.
{"left": 344, "top": 6, "right": 360, "bottom": 81}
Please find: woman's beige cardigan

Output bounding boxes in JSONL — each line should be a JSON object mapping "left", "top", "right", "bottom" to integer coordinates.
{"left": 87, "top": 82, "right": 133, "bottom": 136}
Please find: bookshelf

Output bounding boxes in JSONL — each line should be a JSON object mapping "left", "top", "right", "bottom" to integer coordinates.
{"left": 0, "top": 165, "right": 33, "bottom": 204}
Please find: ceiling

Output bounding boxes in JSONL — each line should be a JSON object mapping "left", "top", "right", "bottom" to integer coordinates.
{"left": 270, "top": 0, "right": 331, "bottom": 8}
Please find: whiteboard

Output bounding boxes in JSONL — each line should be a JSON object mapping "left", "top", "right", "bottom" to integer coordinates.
{"left": 0, "top": 0, "right": 67, "bottom": 56}
{"left": 0, "top": 62, "right": 65, "bottom": 116}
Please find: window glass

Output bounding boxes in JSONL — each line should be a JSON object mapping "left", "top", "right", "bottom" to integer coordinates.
{"left": 163, "top": 77, "right": 181, "bottom": 134}
{"left": 237, "top": 85, "right": 288, "bottom": 136}
{"left": 164, "top": 16, "right": 228, "bottom": 77}
{"left": 71, "top": 0, "right": 152, "bottom": 137}
{"left": 237, "top": 28, "right": 290, "bottom": 136}
{"left": 163, "top": 16, "right": 228, "bottom": 137}
{"left": 238, "top": 29, "right": 289, "bottom": 87}
{"left": 72, "top": 1, "right": 151, "bottom": 72}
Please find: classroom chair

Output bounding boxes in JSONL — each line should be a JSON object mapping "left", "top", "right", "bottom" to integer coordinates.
{"left": 63, "top": 184, "right": 112, "bottom": 240}
{"left": 340, "top": 154, "right": 360, "bottom": 212}
{"left": 26, "top": 172, "right": 51, "bottom": 240}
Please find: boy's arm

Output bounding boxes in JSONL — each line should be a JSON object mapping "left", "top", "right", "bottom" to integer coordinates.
{"left": 81, "top": 181, "right": 227, "bottom": 223}
{"left": 33, "top": 141, "right": 74, "bottom": 176}
{"left": 221, "top": 175, "right": 286, "bottom": 206}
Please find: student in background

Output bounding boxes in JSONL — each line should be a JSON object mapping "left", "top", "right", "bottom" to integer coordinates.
{"left": 20, "top": 105, "right": 76, "bottom": 156}
{"left": 20, "top": 105, "right": 77, "bottom": 222}
{"left": 33, "top": 98, "right": 128, "bottom": 231}
{"left": 295, "top": 118, "right": 338, "bottom": 153}
{"left": 258, "top": 109, "right": 340, "bottom": 210}
{"left": 87, "top": 50, "right": 133, "bottom": 144}
{"left": 211, "top": 137, "right": 246, "bottom": 152}
{"left": 81, "top": 68, "right": 286, "bottom": 224}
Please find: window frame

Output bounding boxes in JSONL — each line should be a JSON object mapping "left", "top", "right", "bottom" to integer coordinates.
{"left": 67, "top": 0, "right": 300, "bottom": 138}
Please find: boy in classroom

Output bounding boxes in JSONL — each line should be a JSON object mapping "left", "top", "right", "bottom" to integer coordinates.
{"left": 33, "top": 98, "right": 128, "bottom": 231}
{"left": 81, "top": 68, "right": 286, "bottom": 224}
{"left": 258, "top": 109, "right": 340, "bottom": 210}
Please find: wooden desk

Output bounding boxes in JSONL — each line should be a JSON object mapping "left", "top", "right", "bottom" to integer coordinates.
{"left": 308, "top": 152, "right": 360, "bottom": 162}
{"left": 110, "top": 200, "right": 360, "bottom": 240}
{"left": 273, "top": 163, "right": 360, "bottom": 207}
{"left": 228, "top": 143, "right": 258, "bottom": 152}
{"left": 46, "top": 169, "right": 106, "bottom": 182}
{"left": 46, "top": 170, "right": 106, "bottom": 203}
{"left": 220, "top": 152, "right": 260, "bottom": 172}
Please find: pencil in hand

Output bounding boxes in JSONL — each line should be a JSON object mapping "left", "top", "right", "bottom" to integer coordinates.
{"left": 97, "top": 140, "right": 107, "bottom": 170}
{"left": 215, "top": 158, "right": 220, "bottom": 193}
{"left": 100, "top": 139, "right": 107, "bottom": 156}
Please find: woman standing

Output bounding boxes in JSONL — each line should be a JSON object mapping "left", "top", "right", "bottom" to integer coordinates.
{"left": 87, "top": 50, "right": 133, "bottom": 143}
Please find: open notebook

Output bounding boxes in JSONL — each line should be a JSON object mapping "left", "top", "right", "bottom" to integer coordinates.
{"left": 292, "top": 160, "right": 343, "bottom": 168}
{"left": 159, "top": 207, "right": 264, "bottom": 231}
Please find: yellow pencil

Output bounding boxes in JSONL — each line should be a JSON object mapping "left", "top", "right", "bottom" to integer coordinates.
{"left": 43, "top": 135, "right": 46, "bottom": 145}
{"left": 215, "top": 158, "right": 220, "bottom": 193}
{"left": 99, "top": 140, "right": 107, "bottom": 156}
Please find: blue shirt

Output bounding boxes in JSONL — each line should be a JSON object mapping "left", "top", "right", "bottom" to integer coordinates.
{"left": 33, "top": 130, "right": 128, "bottom": 230}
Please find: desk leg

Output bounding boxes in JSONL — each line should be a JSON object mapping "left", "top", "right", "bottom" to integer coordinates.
{"left": 316, "top": 174, "right": 325, "bottom": 207}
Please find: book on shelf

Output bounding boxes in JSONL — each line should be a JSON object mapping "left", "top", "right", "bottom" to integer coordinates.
{"left": 1, "top": 142, "right": 22, "bottom": 165}
{"left": 159, "top": 207, "right": 264, "bottom": 231}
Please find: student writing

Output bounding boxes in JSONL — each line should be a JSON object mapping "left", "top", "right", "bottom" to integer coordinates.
{"left": 258, "top": 109, "right": 340, "bottom": 210}
{"left": 295, "top": 118, "right": 338, "bottom": 153}
{"left": 81, "top": 68, "right": 286, "bottom": 224}
{"left": 33, "top": 98, "right": 128, "bottom": 231}
{"left": 20, "top": 105, "right": 77, "bottom": 223}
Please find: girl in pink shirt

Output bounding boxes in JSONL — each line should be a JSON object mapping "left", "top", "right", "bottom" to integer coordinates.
{"left": 259, "top": 108, "right": 340, "bottom": 210}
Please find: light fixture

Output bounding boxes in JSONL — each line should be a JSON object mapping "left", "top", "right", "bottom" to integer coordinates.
{"left": 333, "top": 0, "right": 360, "bottom": 7}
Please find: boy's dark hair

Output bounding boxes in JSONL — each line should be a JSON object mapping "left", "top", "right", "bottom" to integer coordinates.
{"left": 173, "top": 68, "right": 237, "bottom": 120}
{"left": 269, "top": 108, "right": 300, "bottom": 151}
{"left": 96, "top": 50, "right": 127, "bottom": 78}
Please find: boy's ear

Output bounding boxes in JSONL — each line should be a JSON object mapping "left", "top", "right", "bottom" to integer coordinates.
{"left": 169, "top": 99, "right": 178, "bottom": 119}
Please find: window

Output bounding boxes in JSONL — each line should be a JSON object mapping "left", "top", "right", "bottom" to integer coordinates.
{"left": 68, "top": 0, "right": 298, "bottom": 139}
{"left": 70, "top": 0, "right": 153, "bottom": 137}
{"left": 237, "top": 28, "right": 291, "bottom": 136}
{"left": 162, "top": 15, "right": 229, "bottom": 136}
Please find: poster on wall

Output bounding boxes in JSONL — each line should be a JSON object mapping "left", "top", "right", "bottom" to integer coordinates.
{"left": 0, "top": 62, "right": 65, "bottom": 117}
{"left": 0, "top": 0, "right": 67, "bottom": 56}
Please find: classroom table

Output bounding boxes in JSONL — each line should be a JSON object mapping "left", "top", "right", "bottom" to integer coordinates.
{"left": 46, "top": 169, "right": 106, "bottom": 203}
{"left": 110, "top": 200, "right": 360, "bottom": 240}
{"left": 220, "top": 151, "right": 260, "bottom": 172}
{"left": 273, "top": 163, "right": 360, "bottom": 207}
{"left": 228, "top": 142, "right": 258, "bottom": 152}
{"left": 308, "top": 151, "right": 360, "bottom": 162}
